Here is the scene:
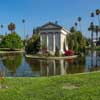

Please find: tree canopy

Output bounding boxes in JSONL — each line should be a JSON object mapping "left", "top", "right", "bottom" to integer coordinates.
{"left": 67, "top": 29, "right": 87, "bottom": 54}
{"left": 8, "top": 22, "right": 16, "bottom": 33}
{"left": 0, "top": 32, "right": 23, "bottom": 49}
{"left": 25, "top": 34, "right": 40, "bottom": 54}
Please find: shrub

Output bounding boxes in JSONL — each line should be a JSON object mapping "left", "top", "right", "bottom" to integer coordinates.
{"left": 0, "top": 32, "right": 23, "bottom": 49}
{"left": 25, "top": 35, "right": 40, "bottom": 54}
{"left": 64, "top": 50, "right": 74, "bottom": 56}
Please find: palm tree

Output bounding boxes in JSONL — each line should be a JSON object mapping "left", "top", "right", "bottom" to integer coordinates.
{"left": 8, "top": 23, "right": 16, "bottom": 33}
{"left": 22, "top": 19, "right": 26, "bottom": 40}
{"left": 95, "top": 25, "right": 99, "bottom": 43}
{"left": 90, "top": 12, "right": 95, "bottom": 22}
{"left": 70, "top": 26, "right": 76, "bottom": 33}
{"left": 91, "top": 12, "right": 94, "bottom": 17}
{"left": 77, "top": 17, "right": 82, "bottom": 32}
{"left": 95, "top": 25, "right": 100, "bottom": 44}
{"left": 88, "top": 22, "right": 94, "bottom": 49}
{"left": 96, "top": 9, "right": 100, "bottom": 25}
{"left": 74, "top": 22, "right": 78, "bottom": 30}
{"left": 0, "top": 24, "right": 3, "bottom": 34}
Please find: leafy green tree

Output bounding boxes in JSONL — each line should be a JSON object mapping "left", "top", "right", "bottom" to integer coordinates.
{"left": 0, "top": 32, "right": 23, "bottom": 49}
{"left": 67, "top": 28, "right": 87, "bottom": 54}
{"left": 25, "top": 34, "right": 40, "bottom": 54}
{"left": 8, "top": 22, "right": 16, "bottom": 33}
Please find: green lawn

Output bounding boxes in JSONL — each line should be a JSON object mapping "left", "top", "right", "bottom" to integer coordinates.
{"left": 1, "top": 72, "right": 100, "bottom": 100}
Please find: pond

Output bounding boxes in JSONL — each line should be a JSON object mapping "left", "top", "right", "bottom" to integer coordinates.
{"left": 0, "top": 51, "right": 100, "bottom": 77}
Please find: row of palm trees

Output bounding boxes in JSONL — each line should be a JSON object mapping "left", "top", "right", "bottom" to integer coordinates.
{"left": 74, "top": 17, "right": 82, "bottom": 32}
{"left": 88, "top": 9, "right": 100, "bottom": 47}
{"left": 0, "top": 19, "right": 26, "bottom": 39}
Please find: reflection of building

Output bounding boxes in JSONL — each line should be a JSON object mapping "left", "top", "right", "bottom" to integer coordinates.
{"left": 40, "top": 60, "right": 68, "bottom": 76}
{"left": 39, "top": 22, "right": 70, "bottom": 54}
{"left": 26, "top": 58, "right": 86, "bottom": 76}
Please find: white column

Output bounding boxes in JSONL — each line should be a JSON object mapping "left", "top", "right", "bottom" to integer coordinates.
{"left": 40, "top": 34, "right": 42, "bottom": 52}
{"left": 65, "top": 38, "right": 68, "bottom": 50}
{"left": 46, "top": 34, "right": 48, "bottom": 51}
{"left": 53, "top": 33, "right": 55, "bottom": 52}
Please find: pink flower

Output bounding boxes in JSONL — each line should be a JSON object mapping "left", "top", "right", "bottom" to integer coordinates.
{"left": 64, "top": 50, "right": 74, "bottom": 56}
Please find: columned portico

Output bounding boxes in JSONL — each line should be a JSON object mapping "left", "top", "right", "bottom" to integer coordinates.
{"left": 46, "top": 34, "right": 48, "bottom": 51}
{"left": 53, "top": 33, "right": 55, "bottom": 52}
{"left": 39, "top": 22, "right": 70, "bottom": 54}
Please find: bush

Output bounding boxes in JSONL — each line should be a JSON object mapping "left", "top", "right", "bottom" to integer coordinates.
{"left": 0, "top": 32, "right": 23, "bottom": 49}
{"left": 25, "top": 35, "right": 40, "bottom": 54}
{"left": 64, "top": 50, "right": 74, "bottom": 56}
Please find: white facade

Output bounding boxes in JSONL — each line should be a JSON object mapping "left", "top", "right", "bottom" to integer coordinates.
{"left": 39, "top": 22, "right": 69, "bottom": 54}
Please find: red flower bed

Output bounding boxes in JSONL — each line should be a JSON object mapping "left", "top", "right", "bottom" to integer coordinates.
{"left": 64, "top": 50, "right": 74, "bottom": 56}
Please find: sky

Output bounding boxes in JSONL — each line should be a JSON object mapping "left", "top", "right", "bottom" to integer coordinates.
{"left": 0, "top": 0, "right": 100, "bottom": 38}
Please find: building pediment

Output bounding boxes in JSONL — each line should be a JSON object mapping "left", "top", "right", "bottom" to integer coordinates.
{"left": 40, "top": 22, "right": 62, "bottom": 30}
{"left": 39, "top": 22, "right": 70, "bottom": 34}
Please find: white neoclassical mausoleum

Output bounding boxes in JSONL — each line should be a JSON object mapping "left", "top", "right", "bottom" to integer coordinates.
{"left": 39, "top": 22, "right": 70, "bottom": 54}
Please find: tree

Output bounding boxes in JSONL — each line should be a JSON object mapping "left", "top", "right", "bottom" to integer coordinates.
{"left": 96, "top": 9, "right": 100, "bottom": 25}
{"left": 74, "top": 22, "right": 78, "bottom": 30}
{"left": 90, "top": 12, "right": 95, "bottom": 23}
{"left": 0, "top": 25, "right": 3, "bottom": 29}
{"left": 0, "top": 32, "right": 23, "bottom": 49}
{"left": 95, "top": 25, "right": 99, "bottom": 43}
{"left": 22, "top": 19, "right": 26, "bottom": 40}
{"left": 91, "top": 12, "right": 95, "bottom": 17}
{"left": 88, "top": 22, "right": 94, "bottom": 49}
{"left": 70, "top": 26, "right": 76, "bottom": 33}
{"left": 0, "top": 24, "right": 3, "bottom": 34}
{"left": 25, "top": 34, "right": 40, "bottom": 54}
{"left": 77, "top": 17, "right": 82, "bottom": 32}
{"left": 8, "top": 23, "right": 16, "bottom": 33}
{"left": 67, "top": 28, "right": 86, "bottom": 54}
{"left": 33, "top": 27, "right": 40, "bottom": 35}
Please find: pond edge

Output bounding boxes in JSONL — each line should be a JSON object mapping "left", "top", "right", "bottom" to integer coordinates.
{"left": 25, "top": 55, "right": 78, "bottom": 60}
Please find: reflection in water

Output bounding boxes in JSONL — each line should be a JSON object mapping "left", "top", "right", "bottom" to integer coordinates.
{"left": 88, "top": 51, "right": 100, "bottom": 71}
{"left": 26, "top": 58, "right": 68, "bottom": 76}
{"left": 1, "top": 53, "right": 22, "bottom": 76}
{"left": 0, "top": 51, "right": 99, "bottom": 77}
{"left": 66, "top": 57, "right": 85, "bottom": 74}
{"left": 26, "top": 57, "right": 86, "bottom": 76}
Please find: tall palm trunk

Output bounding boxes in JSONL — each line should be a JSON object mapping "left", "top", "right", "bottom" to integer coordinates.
{"left": 77, "top": 17, "right": 82, "bottom": 32}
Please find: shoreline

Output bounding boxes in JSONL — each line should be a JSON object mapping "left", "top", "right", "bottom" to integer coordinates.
{"left": 0, "top": 50, "right": 25, "bottom": 54}
{"left": 25, "top": 54, "right": 78, "bottom": 60}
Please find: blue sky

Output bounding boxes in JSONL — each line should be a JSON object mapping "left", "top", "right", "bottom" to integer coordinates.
{"left": 0, "top": 0, "right": 100, "bottom": 38}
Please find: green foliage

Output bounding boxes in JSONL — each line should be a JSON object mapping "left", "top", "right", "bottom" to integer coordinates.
{"left": 25, "top": 34, "right": 40, "bottom": 54}
{"left": 67, "top": 30, "right": 87, "bottom": 54}
{"left": 0, "top": 32, "right": 23, "bottom": 49}
{"left": 0, "top": 72, "right": 100, "bottom": 99}
{"left": 2, "top": 53, "right": 22, "bottom": 75}
{"left": 8, "top": 22, "right": 16, "bottom": 33}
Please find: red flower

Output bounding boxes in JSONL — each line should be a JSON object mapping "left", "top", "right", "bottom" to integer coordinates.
{"left": 64, "top": 50, "right": 74, "bottom": 56}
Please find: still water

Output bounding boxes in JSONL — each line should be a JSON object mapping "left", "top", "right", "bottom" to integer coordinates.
{"left": 0, "top": 51, "right": 100, "bottom": 77}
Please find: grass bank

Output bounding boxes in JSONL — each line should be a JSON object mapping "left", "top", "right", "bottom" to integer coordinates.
{"left": 0, "top": 72, "right": 100, "bottom": 100}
